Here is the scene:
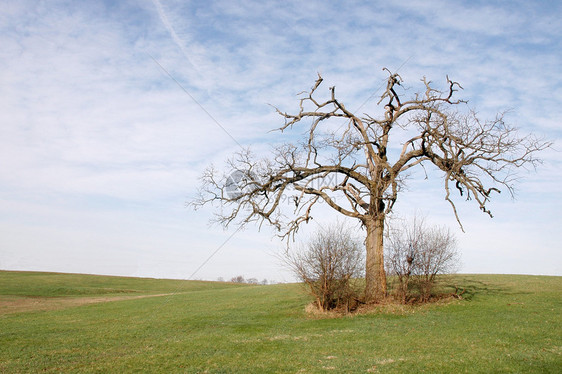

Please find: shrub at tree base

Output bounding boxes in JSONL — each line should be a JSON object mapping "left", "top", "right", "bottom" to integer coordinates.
{"left": 385, "top": 216, "right": 460, "bottom": 303}
{"left": 281, "top": 223, "right": 364, "bottom": 312}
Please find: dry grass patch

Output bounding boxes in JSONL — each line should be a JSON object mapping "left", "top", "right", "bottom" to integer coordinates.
{"left": 303, "top": 293, "right": 463, "bottom": 318}
{"left": 0, "top": 293, "right": 174, "bottom": 315}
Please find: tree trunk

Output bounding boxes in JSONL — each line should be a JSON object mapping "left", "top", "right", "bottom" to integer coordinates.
{"left": 365, "top": 215, "right": 387, "bottom": 302}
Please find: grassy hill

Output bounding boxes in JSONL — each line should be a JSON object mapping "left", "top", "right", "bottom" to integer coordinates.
{"left": 0, "top": 271, "right": 560, "bottom": 373}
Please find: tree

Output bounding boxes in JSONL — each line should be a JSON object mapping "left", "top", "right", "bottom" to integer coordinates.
{"left": 230, "top": 275, "right": 245, "bottom": 283}
{"left": 386, "top": 216, "right": 459, "bottom": 303}
{"left": 281, "top": 223, "right": 364, "bottom": 311}
{"left": 192, "top": 70, "right": 549, "bottom": 302}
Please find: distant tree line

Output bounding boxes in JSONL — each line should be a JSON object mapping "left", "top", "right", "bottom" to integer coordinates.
{"left": 217, "top": 276, "right": 271, "bottom": 285}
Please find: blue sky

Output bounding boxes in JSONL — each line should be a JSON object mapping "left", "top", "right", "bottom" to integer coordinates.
{"left": 1, "top": 0, "right": 561, "bottom": 281}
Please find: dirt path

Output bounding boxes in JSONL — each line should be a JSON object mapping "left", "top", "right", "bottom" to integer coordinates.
{"left": 0, "top": 293, "right": 176, "bottom": 315}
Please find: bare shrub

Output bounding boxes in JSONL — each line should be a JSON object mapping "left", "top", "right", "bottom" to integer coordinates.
{"left": 282, "top": 223, "right": 364, "bottom": 312}
{"left": 385, "top": 216, "right": 424, "bottom": 303}
{"left": 386, "top": 217, "right": 460, "bottom": 303}
{"left": 414, "top": 226, "right": 459, "bottom": 301}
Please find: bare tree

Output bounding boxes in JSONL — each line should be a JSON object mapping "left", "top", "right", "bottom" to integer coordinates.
{"left": 281, "top": 223, "right": 364, "bottom": 311}
{"left": 386, "top": 216, "right": 459, "bottom": 302}
{"left": 192, "top": 70, "right": 550, "bottom": 302}
{"left": 230, "top": 275, "right": 245, "bottom": 283}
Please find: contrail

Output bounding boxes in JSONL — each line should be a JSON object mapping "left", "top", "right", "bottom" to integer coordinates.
{"left": 151, "top": 0, "right": 199, "bottom": 73}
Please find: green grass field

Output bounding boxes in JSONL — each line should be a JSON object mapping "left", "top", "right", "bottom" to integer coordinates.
{"left": 0, "top": 271, "right": 560, "bottom": 373}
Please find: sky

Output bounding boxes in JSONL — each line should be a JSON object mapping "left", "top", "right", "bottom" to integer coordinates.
{"left": 1, "top": 0, "right": 561, "bottom": 282}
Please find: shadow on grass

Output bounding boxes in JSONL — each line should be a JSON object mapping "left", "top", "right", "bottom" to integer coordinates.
{"left": 439, "top": 275, "right": 517, "bottom": 301}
